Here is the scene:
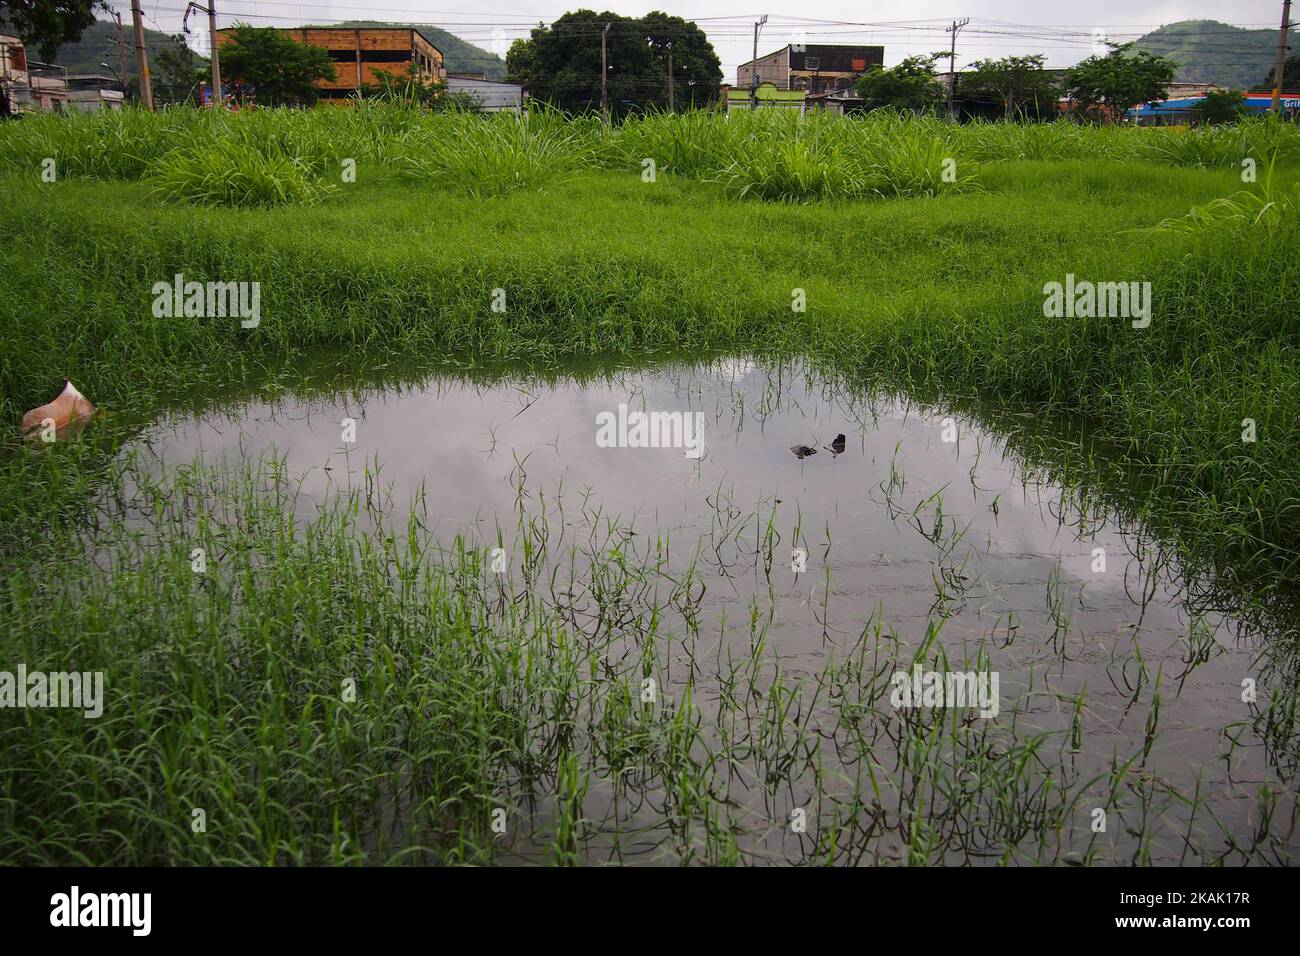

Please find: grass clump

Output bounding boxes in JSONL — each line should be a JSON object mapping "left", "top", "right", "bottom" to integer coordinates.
{"left": 718, "top": 134, "right": 869, "bottom": 202}
{"left": 621, "top": 109, "right": 981, "bottom": 202}
{"left": 1151, "top": 156, "right": 1299, "bottom": 235}
{"left": 148, "top": 136, "right": 338, "bottom": 207}
{"left": 392, "top": 109, "right": 609, "bottom": 198}
{"left": 0, "top": 106, "right": 204, "bottom": 180}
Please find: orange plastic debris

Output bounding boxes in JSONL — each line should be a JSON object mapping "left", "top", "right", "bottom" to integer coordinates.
{"left": 21, "top": 381, "right": 97, "bottom": 440}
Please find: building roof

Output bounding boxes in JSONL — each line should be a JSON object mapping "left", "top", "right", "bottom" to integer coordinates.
{"left": 445, "top": 76, "right": 522, "bottom": 90}
{"left": 69, "top": 87, "right": 124, "bottom": 100}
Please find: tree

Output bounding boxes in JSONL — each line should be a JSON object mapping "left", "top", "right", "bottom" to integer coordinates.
{"left": 0, "top": 0, "right": 101, "bottom": 60}
{"left": 854, "top": 55, "right": 945, "bottom": 113}
{"left": 1194, "top": 88, "right": 1247, "bottom": 125}
{"left": 1258, "top": 54, "right": 1300, "bottom": 92}
{"left": 961, "top": 54, "right": 1058, "bottom": 120}
{"left": 0, "top": 0, "right": 103, "bottom": 115}
{"left": 506, "top": 9, "right": 720, "bottom": 115}
{"left": 153, "top": 33, "right": 207, "bottom": 105}
{"left": 1064, "top": 43, "right": 1175, "bottom": 123}
{"left": 218, "top": 24, "right": 335, "bottom": 106}
{"left": 639, "top": 10, "right": 720, "bottom": 109}
{"left": 505, "top": 36, "right": 535, "bottom": 87}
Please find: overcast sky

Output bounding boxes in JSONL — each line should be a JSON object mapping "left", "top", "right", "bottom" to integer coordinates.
{"left": 107, "top": 1, "right": 1286, "bottom": 81}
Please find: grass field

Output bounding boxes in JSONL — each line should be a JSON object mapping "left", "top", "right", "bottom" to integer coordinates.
{"left": 1, "top": 107, "right": 1298, "bottom": 864}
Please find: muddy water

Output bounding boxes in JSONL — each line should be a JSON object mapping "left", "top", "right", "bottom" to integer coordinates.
{"left": 123, "top": 356, "right": 1296, "bottom": 864}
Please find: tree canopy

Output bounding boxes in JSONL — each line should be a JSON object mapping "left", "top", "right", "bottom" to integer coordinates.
{"left": 0, "top": 0, "right": 101, "bottom": 61}
{"left": 506, "top": 9, "right": 720, "bottom": 114}
{"left": 153, "top": 33, "right": 207, "bottom": 105}
{"left": 961, "top": 55, "right": 1058, "bottom": 119}
{"left": 1259, "top": 54, "right": 1300, "bottom": 92}
{"left": 853, "top": 55, "right": 946, "bottom": 113}
{"left": 218, "top": 24, "right": 335, "bottom": 106}
{"left": 1194, "top": 89, "right": 1247, "bottom": 125}
{"left": 1064, "top": 43, "right": 1175, "bottom": 122}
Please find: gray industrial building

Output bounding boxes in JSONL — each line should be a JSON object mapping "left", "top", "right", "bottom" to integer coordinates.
{"left": 445, "top": 74, "right": 524, "bottom": 113}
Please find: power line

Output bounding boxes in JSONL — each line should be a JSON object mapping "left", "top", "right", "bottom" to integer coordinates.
{"left": 98, "top": 4, "right": 1293, "bottom": 80}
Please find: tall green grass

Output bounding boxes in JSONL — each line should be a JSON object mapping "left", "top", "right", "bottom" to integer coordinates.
{"left": 149, "top": 136, "right": 338, "bottom": 207}
{"left": 390, "top": 109, "right": 609, "bottom": 198}
{"left": 6, "top": 106, "right": 1295, "bottom": 207}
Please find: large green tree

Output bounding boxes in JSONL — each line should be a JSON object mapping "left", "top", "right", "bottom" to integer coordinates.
{"left": 1194, "top": 88, "right": 1247, "bottom": 125}
{"left": 1064, "top": 43, "right": 1175, "bottom": 123}
{"left": 0, "top": 0, "right": 101, "bottom": 60}
{"left": 506, "top": 9, "right": 720, "bottom": 114}
{"left": 853, "top": 55, "right": 945, "bottom": 113}
{"left": 961, "top": 54, "right": 1058, "bottom": 119}
{"left": 1258, "top": 54, "right": 1300, "bottom": 91}
{"left": 640, "top": 10, "right": 719, "bottom": 109}
{"left": 218, "top": 24, "right": 335, "bottom": 106}
{"left": 152, "top": 32, "right": 207, "bottom": 105}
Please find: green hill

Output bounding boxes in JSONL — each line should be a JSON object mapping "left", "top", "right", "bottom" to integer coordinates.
{"left": 47, "top": 17, "right": 506, "bottom": 82}
{"left": 330, "top": 21, "right": 507, "bottom": 80}
{"left": 48, "top": 17, "right": 188, "bottom": 78}
{"left": 1134, "top": 20, "right": 1278, "bottom": 90}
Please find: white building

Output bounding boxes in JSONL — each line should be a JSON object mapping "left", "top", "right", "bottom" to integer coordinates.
{"left": 68, "top": 74, "right": 125, "bottom": 112}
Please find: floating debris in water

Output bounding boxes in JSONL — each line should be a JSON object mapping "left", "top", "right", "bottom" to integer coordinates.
{"left": 826, "top": 433, "right": 846, "bottom": 457}
{"left": 21, "top": 381, "right": 96, "bottom": 443}
{"left": 789, "top": 444, "right": 817, "bottom": 459}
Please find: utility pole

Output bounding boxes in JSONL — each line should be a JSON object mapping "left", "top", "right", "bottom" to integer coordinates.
{"left": 112, "top": 13, "right": 129, "bottom": 94}
{"left": 208, "top": 1, "right": 221, "bottom": 107}
{"left": 183, "top": 3, "right": 222, "bottom": 106}
{"left": 750, "top": 14, "right": 767, "bottom": 109}
{"left": 945, "top": 18, "right": 969, "bottom": 121}
{"left": 1271, "top": 0, "right": 1293, "bottom": 112}
{"left": 668, "top": 47, "right": 675, "bottom": 112}
{"left": 601, "top": 21, "right": 611, "bottom": 122}
{"left": 130, "top": 0, "right": 154, "bottom": 109}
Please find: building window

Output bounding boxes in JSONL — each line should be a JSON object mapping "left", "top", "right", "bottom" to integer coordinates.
{"left": 805, "top": 56, "right": 819, "bottom": 70}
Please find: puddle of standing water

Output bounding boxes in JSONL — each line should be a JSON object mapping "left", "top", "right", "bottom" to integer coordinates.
{"left": 118, "top": 355, "right": 1296, "bottom": 864}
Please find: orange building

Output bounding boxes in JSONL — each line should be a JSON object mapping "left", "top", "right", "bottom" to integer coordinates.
{"left": 216, "top": 27, "right": 444, "bottom": 102}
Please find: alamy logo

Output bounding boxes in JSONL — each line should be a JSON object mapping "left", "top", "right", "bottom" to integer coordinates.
{"left": 151, "top": 272, "right": 261, "bottom": 328}
{"left": 1042, "top": 274, "right": 1151, "bottom": 328}
{"left": 596, "top": 404, "right": 704, "bottom": 458}
{"left": 50, "top": 886, "right": 151, "bottom": 936}
{"left": 890, "top": 664, "right": 1000, "bottom": 718}
{"left": 0, "top": 665, "right": 103, "bottom": 718}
